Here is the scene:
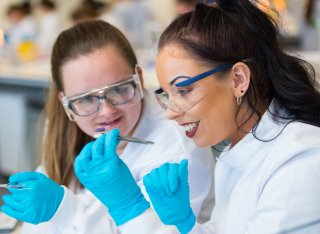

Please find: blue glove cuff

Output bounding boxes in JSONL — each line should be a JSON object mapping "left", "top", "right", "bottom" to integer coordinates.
{"left": 176, "top": 209, "right": 196, "bottom": 234}
{"left": 109, "top": 194, "right": 150, "bottom": 226}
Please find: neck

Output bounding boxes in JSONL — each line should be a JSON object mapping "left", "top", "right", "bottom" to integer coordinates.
{"left": 229, "top": 101, "right": 268, "bottom": 147}
{"left": 117, "top": 141, "right": 128, "bottom": 155}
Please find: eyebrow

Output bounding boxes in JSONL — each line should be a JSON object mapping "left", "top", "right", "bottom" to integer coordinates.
{"left": 156, "top": 75, "right": 191, "bottom": 92}
{"left": 169, "top": 75, "right": 191, "bottom": 86}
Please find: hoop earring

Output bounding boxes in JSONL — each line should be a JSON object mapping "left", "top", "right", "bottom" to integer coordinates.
{"left": 237, "top": 96, "right": 242, "bottom": 106}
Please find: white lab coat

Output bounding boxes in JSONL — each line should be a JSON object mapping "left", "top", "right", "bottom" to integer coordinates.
{"left": 21, "top": 89, "right": 215, "bottom": 233}
{"left": 118, "top": 102, "right": 320, "bottom": 234}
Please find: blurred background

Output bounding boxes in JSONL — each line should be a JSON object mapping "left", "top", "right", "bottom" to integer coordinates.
{"left": 0, "top": 0, "right": 319, "bottom": 181}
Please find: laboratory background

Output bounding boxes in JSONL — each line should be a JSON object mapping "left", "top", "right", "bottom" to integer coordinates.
{"left": 0, "top": 0, "right": 319, "bottom": 232}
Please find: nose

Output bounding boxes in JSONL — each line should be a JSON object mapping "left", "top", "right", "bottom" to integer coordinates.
{"left": 165, "top": 108, "right": 183, "bottom": 120}
{"left": 98, "top": 99, "right": 118, "bottom": 115}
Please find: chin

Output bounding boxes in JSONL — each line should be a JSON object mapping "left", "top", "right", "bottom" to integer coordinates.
{"left": 195, "top": 134, "right": 222, "bottom": 148}
{"left": 193, "top": 137, "right": 211, "bottom": 148}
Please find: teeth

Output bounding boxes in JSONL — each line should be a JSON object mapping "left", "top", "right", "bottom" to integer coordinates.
{"left": 93, "top": 133, "right": 103, "bottom": 139}
{"left": 184, "top": 123, "right": 198, "bottom": 132}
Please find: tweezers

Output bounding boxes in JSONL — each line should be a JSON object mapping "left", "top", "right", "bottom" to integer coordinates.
{"left": 117, "top": 135, "right": 154, "bottom": 144}
{"left": 0, "top": 183, "right": 30, "bottom": 190}
{"left": 93, "top": 132, "right": 154, "bottom": 144}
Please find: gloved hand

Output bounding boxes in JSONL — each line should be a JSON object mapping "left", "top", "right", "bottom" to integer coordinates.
{"left": 74, "top": 128, "right": 150, "bottom": 226}
{"left": 1, "top": 172, "right": 64, "bottom": 224}
{"left": 143, "top": 160, "right": 196, "bottom": 234}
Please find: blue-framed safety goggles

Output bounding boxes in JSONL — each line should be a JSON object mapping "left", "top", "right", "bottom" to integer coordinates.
{"left": 155, "top": 63, "right": 233, "bottom": 113}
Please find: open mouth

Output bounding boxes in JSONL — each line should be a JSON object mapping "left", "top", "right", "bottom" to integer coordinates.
{"left": 183, "top": 121, "right": 199, "bottom": 138}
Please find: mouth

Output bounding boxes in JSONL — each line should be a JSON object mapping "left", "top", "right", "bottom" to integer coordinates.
{"left": 182, "top": 121, "right": 199, "bottom": 138}
{"left": 97, "top": 116, "right": 122, "bottom": 129}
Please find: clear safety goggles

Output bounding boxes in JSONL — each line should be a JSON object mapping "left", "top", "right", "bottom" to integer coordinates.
{"left": 62, "top": 74, "right": 143, "bottom": 119}
{"left": 154, "top": 64, "right": 233, "bottom": 113}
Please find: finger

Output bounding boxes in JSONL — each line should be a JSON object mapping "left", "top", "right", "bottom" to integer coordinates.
{"left": 9, "top": 172, "right": 41, "bottom": 184}
{"left": 92, "top": 134, "right": 106, "bottom": 158}
{"left": 158, "top": 163, "right": 172, "bottom": 196}
{"left": 8, "top": 185, "right": 30, "bottom": 195}
{"left": 149, "top": 168, "right": 164, "bottom": 194}
{"left": 74, "top": 142, "right": 94, "bottom": 175}
{"left": 78, "top": 141, "right": 94, "bottom": 162}
{"left": 2, "top": 195, "right": 23, "bottom": 213}
{"left": 11, "top": 192, "right": 26, "bottom": 202}
{"left": 1, "top": 204, "right": 23, "bottom": 221}
{"left": 74, "top": 157, "right": 85, "bottom": 178}
{"left": 167, "top": 163, "right": 179, "bottom": 194}
{"left": 143, "top": 174, "right": 156, "bottom": 194}
{"left": 104, "top": 128, "right": 120, "bottom": 160}
{"left": 178, "top": 159, "right": 189, "bottom": 184}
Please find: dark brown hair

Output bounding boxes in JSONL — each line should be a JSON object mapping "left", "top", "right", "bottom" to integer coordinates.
{"left": 159, "top": 0, "right": 320, "bottom": 133}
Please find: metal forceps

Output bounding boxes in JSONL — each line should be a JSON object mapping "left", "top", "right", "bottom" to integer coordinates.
{"left": 94, "top": 127, "right": 154, "bottom": 144}
{"left": 117, "top": 135, "right": 154, "bottom": 145}
{"left": 0, "top": 183, "right": 31, "bottom": 190}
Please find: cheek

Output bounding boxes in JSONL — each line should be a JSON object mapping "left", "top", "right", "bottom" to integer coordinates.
{"left": 194, "top": 92, "right": 237, "bottom": 146}
{"left": 74, "top": 116, "right": 95, "bottom": 137}
{"left": 119, "top": 101, "right": 142, "bottom": 135}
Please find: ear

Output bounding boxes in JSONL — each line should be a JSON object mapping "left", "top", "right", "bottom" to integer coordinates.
{"left": 136, "top": 65, "right": 144, "bottom": 88}
{"left": 58, "top": 92, "right": 64, "bottom": 101}
{"left": 58, "top": 91, "right": 75, "bottom": 121}
{"left": 231, "top": 62, "right": 250, "bottom": 98}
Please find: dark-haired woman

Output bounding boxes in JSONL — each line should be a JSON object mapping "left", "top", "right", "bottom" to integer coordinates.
{"left": 141, "top": 0, "right": 320, "bottom": 233}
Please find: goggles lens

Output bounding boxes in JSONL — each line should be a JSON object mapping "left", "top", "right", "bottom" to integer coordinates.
{"left": 155, "top": 82, "right": 207, "bottom": 113}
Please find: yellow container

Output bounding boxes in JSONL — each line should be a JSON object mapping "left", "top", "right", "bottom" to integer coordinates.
{"left": 17, "top": 40, "right": 38, "bottom": 61}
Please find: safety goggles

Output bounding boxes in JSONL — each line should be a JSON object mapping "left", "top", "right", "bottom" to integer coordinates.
{"left": 155, "top": 64, "right": 233, "bottom": 113}
{"left": 61, "top": 74, "right": 143, "bottom": 119}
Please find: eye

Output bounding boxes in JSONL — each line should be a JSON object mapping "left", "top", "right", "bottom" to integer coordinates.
{"left": 113, "top": 83, "right": 131, "bottom": 94}
{"left": 177, "top": 87, "right": 193, "bottom": 96}
{"left": 76, "top": 95, "right": 97, "bottom": 104}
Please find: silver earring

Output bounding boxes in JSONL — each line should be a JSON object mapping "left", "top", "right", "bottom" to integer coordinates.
{"left": 237, "top": 96, "right": 242, "bottom": 106}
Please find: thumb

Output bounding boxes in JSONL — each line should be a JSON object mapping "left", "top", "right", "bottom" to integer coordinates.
{"left": 104, "top": 128, "right": 120, "bottom": 159}
{"left": 9, "top": 172, "right": 43, "bottom": 184}
{"left": 143, "top": 174, "right": 155, "bottom": 194}
{"left": 178, "top": 159, "right": 189, "bottom": 185}
{"left": 74, "top": 142, "right": 94, "bottom": 175}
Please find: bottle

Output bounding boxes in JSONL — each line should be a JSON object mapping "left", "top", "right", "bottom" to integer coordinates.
{"left": 17, "top": 35, "right": 38, "bottom": 62}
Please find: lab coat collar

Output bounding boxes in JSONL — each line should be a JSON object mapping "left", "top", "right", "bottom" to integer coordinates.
{"left": 218, "top": 100, "right": 289, "bottom": 169}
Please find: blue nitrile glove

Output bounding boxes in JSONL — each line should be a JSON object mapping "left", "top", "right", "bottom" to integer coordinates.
{"left": 143, "top": 160, "right": 195, "bottom": 234}
{"left": 0, "top": 172, "right": 64, "bottom": 224}
{"left": 74, "top": 128, "right": 150, "bottom": 226}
